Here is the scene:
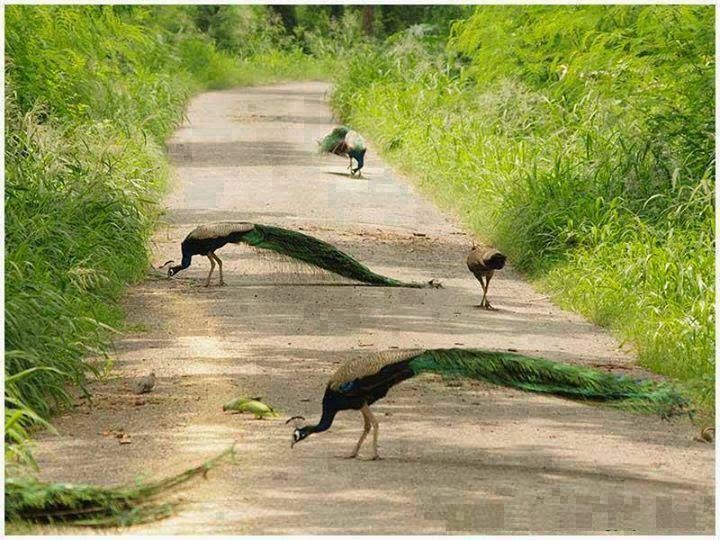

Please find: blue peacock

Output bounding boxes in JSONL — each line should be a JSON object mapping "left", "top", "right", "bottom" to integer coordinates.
{"left": 161, "top": 222, "right": 440, "bottom": 288}
{"left": 288, "top": 348, "right": 688, "bottom": 460}
{"left": 318, "top": 126, "right": 367, "bottom": 176}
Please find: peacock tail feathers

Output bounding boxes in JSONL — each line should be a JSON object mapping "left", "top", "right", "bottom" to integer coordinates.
{"left": 318, "top": 126, "right": 350, "bottom": 153}
{"left": 402, "top": 348, "right": 687, "bottom": 417}
{"left": 319, "top": 126, "right": 365, "bottom": 153}
{"left": 5, "top": 447, "right": 234, "bottom": 526}
{"left": 238, "top": 224, "right": 432, "bottom": 288}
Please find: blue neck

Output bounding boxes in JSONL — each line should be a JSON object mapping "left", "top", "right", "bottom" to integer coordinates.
{"left": 310, "top": 404, "right": 338, "bottom": 434}
{"left": 349, "top": 149, "right": 365, "bottom": 171}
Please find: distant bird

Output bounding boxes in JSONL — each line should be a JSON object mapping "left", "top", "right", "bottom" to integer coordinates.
{"left": 467, "top": 244, "right": 506, "bottom": 310}
{"left": 318, "top": 126, "right": 367, "bottom": 176}
{"left": 287, "top": 348, "right": 686, "bottom": 460}
{"left": 160, "top": 222, "right": 439, "bottom": 288}
{"left": 133, "top": 372, "right": 156, "bottom": 395}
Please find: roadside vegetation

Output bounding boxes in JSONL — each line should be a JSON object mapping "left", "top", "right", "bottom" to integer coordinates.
{"left": 4, "top": 4, "right": 338, "bottom": 467}
{"left": 331, "top": 5, "right": 715, "bottom": 411}
{"left": 5, "top": 4, "right": 714, "bottom": 478}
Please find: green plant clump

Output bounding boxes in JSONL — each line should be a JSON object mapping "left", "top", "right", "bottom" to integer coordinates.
{"left": 332, "top": 5, "right": 714, "bottom": 410}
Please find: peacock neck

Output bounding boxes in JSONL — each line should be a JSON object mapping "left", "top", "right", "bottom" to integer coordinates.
{"left": 309, "top": 402, "right": 338, "bottom": 434}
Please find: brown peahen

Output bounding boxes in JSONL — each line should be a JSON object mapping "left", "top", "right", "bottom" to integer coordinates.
{"left": 467, "top": 244, "right": 506, "bottom": 310}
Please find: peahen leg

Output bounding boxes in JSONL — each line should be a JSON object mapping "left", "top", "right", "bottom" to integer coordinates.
{"left": 211, "top": 253, "right": 225, "bottom": 286}
{"left": 345, "top": 404, "right": 372, "bottom": 459}
{"left": 483, "top": 272, "right": 497, "bottom": 310}
{"left": 477, "top": 275, "right": 488, "bottom": 308}
{"left": 205, "top": 254, "right": 216, "bottom": 287}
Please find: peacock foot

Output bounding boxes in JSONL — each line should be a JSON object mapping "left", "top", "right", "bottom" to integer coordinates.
{"left": 343, "top": 453, "right": 358, "bottom": 459}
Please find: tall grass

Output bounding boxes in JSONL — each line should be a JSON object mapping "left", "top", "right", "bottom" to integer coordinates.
{"left": 332, "top": 5, "right": 714, "bottom": 410}
{"left": 4, "top": 5, "right": 338, "bottom": 465}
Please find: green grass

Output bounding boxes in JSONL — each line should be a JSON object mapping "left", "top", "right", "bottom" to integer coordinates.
{"left": 4, "top": 5, "right": 338, "bottom": 466}
{"left": 332, "top": 5, "right": 714, "bottom": 412}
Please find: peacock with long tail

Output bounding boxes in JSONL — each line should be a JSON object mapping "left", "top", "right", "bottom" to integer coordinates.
{"left": 287, "top": 348, "right": 687, "bottom": 460}
{"left": 467, "top": 244, "right": 506, "bottom": 310}
{"left": 318, "top": 126, "right": 367, "bottom": 176}
{"left": 160, "top": 222, "right": 440, "bottom": 288}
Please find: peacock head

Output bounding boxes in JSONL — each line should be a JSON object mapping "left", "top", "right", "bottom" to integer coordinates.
{"left": 286, "top": 416, "right": 309, "bottom": 448}
{"left": 291, "top": 427, "right": 312, "bottom": 447}
{"left": 157, "top": 260, "right": 177, "bottom": 276}
{"left": 159, "top": 255, "right": 191, "bottom": 277}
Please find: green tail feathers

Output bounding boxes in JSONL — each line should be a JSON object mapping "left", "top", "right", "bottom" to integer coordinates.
{"left": 239, "top": 224, "right": 435, "bottom": 288}
{"left": 6, "top": 447, "right": 234, "bottom": 527}
{"left": 407, "top": 349, "right": 687, "bottom": 417}
{"left": 318, "top": 126, "right": 350, "bottom": 153}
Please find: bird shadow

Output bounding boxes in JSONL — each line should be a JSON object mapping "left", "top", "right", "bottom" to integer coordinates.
{"left": 325, "top": 171, "right": 365, "bottom": 180}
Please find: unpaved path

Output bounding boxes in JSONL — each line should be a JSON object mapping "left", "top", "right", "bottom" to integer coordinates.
{"left": 32, "top": 82, "right": 713, "bottom": 534}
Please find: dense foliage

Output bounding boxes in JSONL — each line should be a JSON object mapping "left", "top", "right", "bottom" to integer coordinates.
{"left": 332, "top": 5, "right": 714, "bottom": 407}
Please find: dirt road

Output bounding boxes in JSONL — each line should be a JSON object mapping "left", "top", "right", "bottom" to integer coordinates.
{"left": 32, "top": 82, "right": 714, "bottom": 534}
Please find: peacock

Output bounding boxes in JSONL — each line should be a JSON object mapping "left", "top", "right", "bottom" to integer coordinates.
{"left": 287, "top": 348, "right": 687, "bottom": 460}
{"left": 160, "top": 222, "right": 439, "bottom": 288}
{"left": 318, "top": 126, "right": 367, "bottom": 176}
{"left": 467, "top": 244, "right": 506, "bottom": 310}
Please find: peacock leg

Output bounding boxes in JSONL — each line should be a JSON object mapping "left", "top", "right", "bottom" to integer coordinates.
{"left": 205, "top": 254, "right": 216, "bottom": 287}
{"left": 211, "top": 253, "right": 225, "bottom": 286}
{"left": 345, "top": 404, "right": 372, "bottom": 459}
{"left": 367, "top": 407, "right": 381, "bottom": 460}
